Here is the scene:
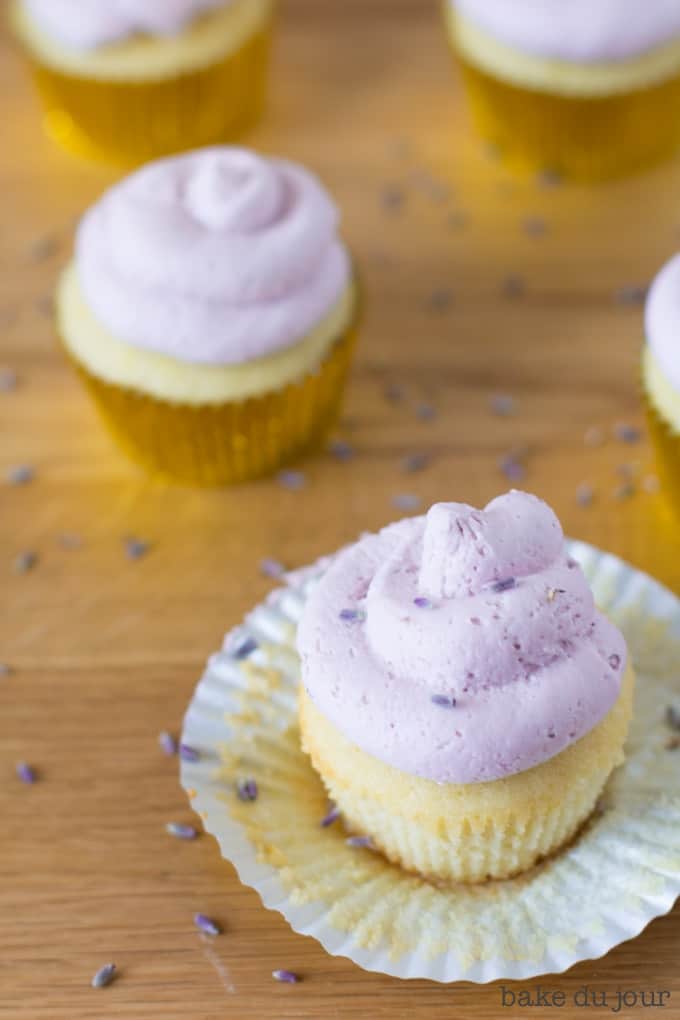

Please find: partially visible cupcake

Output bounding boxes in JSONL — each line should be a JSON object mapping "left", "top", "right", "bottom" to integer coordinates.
{"left": 298, "top": 491, "right": 634, "bottom": 883}
{"left": 57, "top": 146, "right": 359, "bottom": 485}
{"left": 643, "top": 254, "right": 680, "bottom": 514}
{"left": 10, "top": 0, "right": 273, "bottom": 164}
{"left": 444, "top": 0, "right": 680, "bottom": 180}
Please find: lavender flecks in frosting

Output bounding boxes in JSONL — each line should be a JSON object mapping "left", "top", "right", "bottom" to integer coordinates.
{"left": 75, "top": 148, "right": 351, "bottom": 365}
{"left": 22, "top": 0, "right": 232, "bottom": 51}
{"left": 297, "top": 491, "right": 628, "bottom": 784}
{"left": 451, "top": 0, "right": 680, "bottom": 63}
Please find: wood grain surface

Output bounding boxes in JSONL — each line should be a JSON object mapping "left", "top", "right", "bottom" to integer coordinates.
{"left": 1, "top": 1, "right": 679, "bottom": 1016}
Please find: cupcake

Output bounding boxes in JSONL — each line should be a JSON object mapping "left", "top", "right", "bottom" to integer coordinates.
{"left": 298, "top": 491, "right": 634, "bottom": 883}
{"left": 444, "top": 0, "right": 680, "bottom": 180}
{"left": 10, "top": 0, "right": 274, "bottom": 164}
{"left": 57, "top": 146, "right": 359, "bottom": 485}
{"left": 643, "top": 254, "right": 680, "bottom": 514}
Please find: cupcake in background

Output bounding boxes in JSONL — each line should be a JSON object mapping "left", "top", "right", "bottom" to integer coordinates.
{"left": 643, "top": 254, "right": 680, "bottom": 515}
{"left": 10, "top": 0, "right": 274, "bottom": 164}
{"left": 57, "top": 146, "right": 359, "bottom": 485}
{"left": 298, "top": 491, "right": 634, "bottom": 883}
{"left": 444, "top": 0, "right": 680, "bottom": 181}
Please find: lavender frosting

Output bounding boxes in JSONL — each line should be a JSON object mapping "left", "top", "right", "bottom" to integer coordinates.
{"left": 452, "top": 0, "right": 680, "bottom": 63}
{"left": 75, "top": 147, "right": 351, "bottom": 365}
{"left": 21, "top": 0, "right": 233, "bottom": 50}
{"left": 297, "top": 491, "right": 627, "bottom": 784}
{"left": 646, "top": 252, "right": 680, "bottom": 393}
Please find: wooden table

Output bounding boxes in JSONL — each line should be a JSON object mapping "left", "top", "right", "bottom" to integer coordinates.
{"left": 2, "top": 1, "right": 679, "bottom": 1016}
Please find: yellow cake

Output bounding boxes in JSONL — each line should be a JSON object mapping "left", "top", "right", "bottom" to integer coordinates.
{"left": 10, "top": 0, "right": 274, "bottom": 164}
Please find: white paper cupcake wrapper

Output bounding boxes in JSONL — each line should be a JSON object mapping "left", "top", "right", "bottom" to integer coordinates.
{"left": 180, "top": 540, "right": 680, "bottom": 983}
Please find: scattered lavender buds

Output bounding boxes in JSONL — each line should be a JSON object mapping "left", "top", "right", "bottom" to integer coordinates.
{"left": 536, "top": 167, "right": 563, "bottom": 189}
{"left": 489, "top": 394, "right": 517, "bottom": 417}
{"left": 0, "top": 663, "right": 11, "bottom": 677}
{"left": 91, "top": 963, "right": 117, "bottom": 989}
{"left": 339, "top": 608, "right": 366, "bottom": 623}
{"left": 492, "top": 577, "right": 517, "bottom": 593}
{"left": 236, "top": 778, "right": 258, "bottom": 802}
{"left": 576, "top": 482, "right": 594, "bottom": 507}
{"left": 272, "top": 969, "right": 300, "bottom": 984}
{"left": 320, "top": 805, "right": 341, "bottom": 828}
{"left": 124, "top": 536, "right": 150, "bottom": 561}
{"left": 584, "top": 426, "right": 604, "bottom": 447}
{"left": 380, "top": 185, "right": 405, "bottom": 212}
{"left": 179, "top": 743, "right": 200, "bottom": 763}
{"left": 446, "top": 210, "right": 469, "bottom": 231}
{"left": 166, "top": 822, "right": 198, "bottom": 840}
{"left": 613, "top": 482, "right": 635, "bottom": 501}
{"left": 28, "top": 234, "right": 60, "bottom": 263}
{"left": 414, "top": 597, "right": 435, "bottom": 609}
{"left": 522, "top": 216, "right": 548, "bottom": 238}
{"left": 0, "top": 369, "right": 18, "bottom": 392}
{"left": 426, "top": 288, "right": 454, "bottom": 314}
{"left": 6, "top": 465, "right": 34, "bottom": 485}
{"left": 328, "top": 439, "right": 354, "bottom": 462}
{"left": 665, "top": 705, "right": 680, "bottom": 732}
{"left": 14, "top": 551, "right": 37, "bottom": 574}
{"left": 501, "top": 274, "right": 526, "bottom": 299}
{"left": 58, "top": 532, "right": 83, "bottom": 550}
{"left": 346, "top": 835, "right": 374, "bottom": 849}
{"left": 259, "top": 558, "right": 286, "bottom": 580}
{"left": 194, "top": 913, "right": 221, "bottom": 936}
{"left": 615, "top": 284, "right": 648, "bottom": 306}
{"left": 384, "top": 382, "right": 405, "bottom": 403}
{"left": 158, "top": 731, "right": 178, "bottom": 756}
{"left": 415, "top": 403, "right": 437, "bottom": 422}
{"left": 431, "top": 694, "right": 457, "bottom": 708}
{"left": 401, "top": 452, "right": 430, "bottom": 474}
{"left": 16, "top": 761, "right": 36, "bottom": 784}
{"left": 499, "top": 453, "right": 526, "bottom": 482}
{"left": 614, "top": 423, "right": 642, "bottom": 444}
{"left": 277, "top": 470, "right": 306, "bottom": 491}
{"left": 392, "top": 492, "right": 421, "bottom": 512}
{"left": 233, "top": 636, "right": 258, "bottom": 660}
{"left": 608, "top": 654, "right": 621, "bottom": 670}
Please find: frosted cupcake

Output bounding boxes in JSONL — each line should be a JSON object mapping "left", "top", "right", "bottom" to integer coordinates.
{"left": 57, "top": 147, "right": 359, "bottom": 485}
{"left": 298, "top": 491, "right": 634, "bottom": 883}
{"left": 445, "top": 0, "right": 680, "bottom": 180}
{"left": 643, "top": 254, "right": 680, "bottom": 515}
{"left": 10, "top": 0, "right": 273, "bottom": 164}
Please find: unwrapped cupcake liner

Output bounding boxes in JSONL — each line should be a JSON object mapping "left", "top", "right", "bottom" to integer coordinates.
{"left": 181, "top": 541, "right": 680, "bottom": 982}
{"left": 64, "top": 321, "right": 358, "bottom": 486}
{"left": 20, "top": 21, "right": 271, "bottom": 165}
{"left": 644, "top": 392, "right": 680, "bottom": 519}
{"left": 448, "top": 36, "right": 680, "bottom": 180}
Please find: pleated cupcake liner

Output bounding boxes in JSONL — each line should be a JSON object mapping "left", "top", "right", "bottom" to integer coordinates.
{"left": 64, "top": 320, "right": 358, "bottom": 486}
{"left": 20, "top": 21, "right": 271, "bottom": 165}
{"left": 181, "top": 540, "right": 680, "bottom": 982}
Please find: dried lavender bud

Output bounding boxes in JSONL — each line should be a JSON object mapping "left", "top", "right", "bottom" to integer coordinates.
{"left": 236, "top": 779, "right": 258, "bottom": 802}
{"left": 6, "top": 465, "right": 34, "bottom": 485}
{"left": 576, "top": 482, "right": 594, "bottom": 507}
{"left": 14, "top": 551, "right": 37, "bottom": 574}
{"left": 16, "top": 761, "right": 35, "bottom": 784}
{"left": 414, "top": 597, "right": 434, "bottom": 609}
{"left": 277, "top": 470, "right": 306, "bottom": 491}
{"left": 339, "top": 608, "right": 366, "bottom": 623}
{"left": 0, "top": 369, "right": 18, "bottom": 392}
{"left": 426, "top": 289, "right": 454, "bottom": 314}
{"left": 91, "top": 963, "right": 116, "bottom": 989}
{"left": 665, "top": 705, "right": 680, "bottom": 732}
{"left": 401, "top": 452, "right": 430, "bottom": 473}
{"left": 499, "top": 455, "right": 526, "bottom": 482}
{"left": 384, "top": 382, "right": 405, "bottom": 403}
{"left": 522, "top": 216, "right": 548, "bottom": 238}
{"left": 0, "top": 663, "right": 11, "bottom": 677}
{"left": 584, "top": 426, "right": 604, "bottom": 447}
{"left": 166, "top": 822, "right": 198, "bottom": 840}
{"left": 380, "top": 185, "right": 405, "bottom": 212}
{"left": 615, "top": 284, "right": 648, "bottom": 306}
{"left": 58, "top": 532, "right": 83, "bottom": 550}
{"left": 431, "top": 694, "right": 456, "bottom": 708}
{"left": 536, "top": 167, "right": 563, "bottom": 189}
{"left": 501, "top": 274, "right": 525, "bottom": 299}
{"left": 158, "top": 731, "right": 178, "bottom": 755}
{"left": 272, "top": 969, "right": 300, "bottom": 984}
{"left": 328, "top": 439, "right": 354, "bottom": 462}
{"left": 194, "top": 913, "right": 221, "bottom": 936}
{"left": 415, "top": 403, "right": 437, "bottom": 421}
{"left": 124, "top": 536, "right": 150, "bottom": 560}
{"left": 492, "top": 577, "right": 517, "bottom": 593}
{"left": 489, "top": 394, "right": 516, "bottom": 416}
{"left": 613, "top": 482, "right": 635, "bottom": 501}
{"left": 392, "top": 492, "right": 421, "bottom": 511}
{"left": 614, "top": 423, "right": 641, "bottom": 444}
{"left": 320, "top": 805, "right": 341, "bottom": 828}
{"left": 28, "top": 234, "right": 60, "bottom": 263}
{"left": 346, "top": 835, "right": 374, "bottom": 849}
{"left": 259, "top": 558, "right": 286, "bottom": 580}
{"left": 608, "top": 654, "right": 621, "bottom": 670}
{"left": 179, "top": 743, "right": 200, "bottom": 763}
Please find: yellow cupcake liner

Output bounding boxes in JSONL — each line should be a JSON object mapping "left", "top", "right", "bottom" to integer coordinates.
{"left": 64, "top": 322, "right": 358, "bottom": 486}
{"left": 644, "top": 390, "right": 680, "bottom": 517}
{"left": 20, "top": 22, "right": 271, "bottom": 165}
{"left": 450, "top": 47, "right": 680, "bottom": 181}
{"left": 298, "top": 664, "right": 634, "bottom": 883}
{"left": 180, "top": 541, "right": 680, "bottom": 981}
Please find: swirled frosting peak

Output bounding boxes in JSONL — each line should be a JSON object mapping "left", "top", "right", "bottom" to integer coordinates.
{"left": 21, "top": 0, "right": 231, "bottom": 50}
{"left": 75, "top": 147, "right": 351, "bottom": 365}
{"left": 297, "top": 491, "right": 627, "bottom": 784}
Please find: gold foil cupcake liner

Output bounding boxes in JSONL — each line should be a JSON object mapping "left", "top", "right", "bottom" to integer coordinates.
{"left": 644, "top": 392, "right": 680, "bottom": 518}
{"left": 21, "top": 23, "right": 271, "bottom": 165}
{"left": 449, "top": 45, "right": 680, "bottom": 180}
{"left": 65, "top": 323, "right": 358, "bottom": 486}
{"left": 180, "top": 541, "right": 680, "bottom": 982}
